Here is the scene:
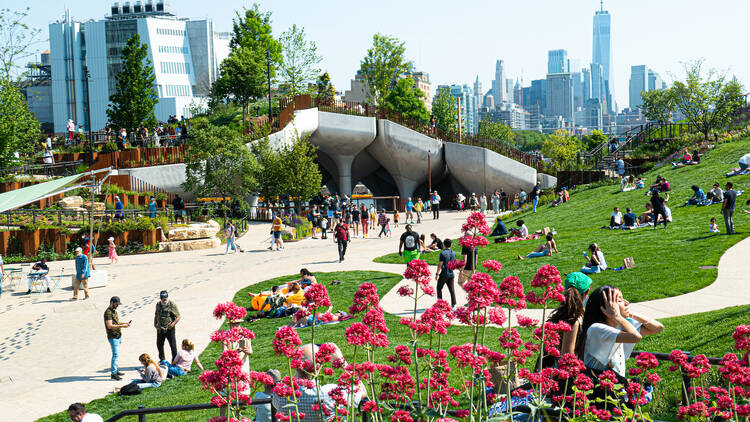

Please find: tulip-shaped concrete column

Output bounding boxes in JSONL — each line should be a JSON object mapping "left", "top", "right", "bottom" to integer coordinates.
{"left": 307, "top": 112, "right": 377, "bottom": 196}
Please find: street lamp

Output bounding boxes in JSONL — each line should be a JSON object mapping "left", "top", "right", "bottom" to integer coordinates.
{"left": 266, "top": 50, "right": 272, "bottom": 122}
{"left": 83, "top": 65, "right": 94, "bottom": 165}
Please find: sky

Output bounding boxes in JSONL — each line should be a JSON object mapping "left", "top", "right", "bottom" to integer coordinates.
{"left": 19, "top": 0, "right": 750, "bottom": 109}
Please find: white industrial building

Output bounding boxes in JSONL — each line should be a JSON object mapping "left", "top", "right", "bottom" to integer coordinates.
{"left": 49, "top": 1, "right": 230, "bottom": 133}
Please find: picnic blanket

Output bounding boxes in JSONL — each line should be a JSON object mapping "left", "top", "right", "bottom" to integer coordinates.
{"left": 602, "top": 223, "right": 652, "bottom": 230}
{"left": 293, "top": 313, "right": 353, "bottom": 330}
{"left": 726, "top": 169, "right": 750, "bottom": 177}
{"left": 502, "top": 233, "right": 541, "bottom": 243}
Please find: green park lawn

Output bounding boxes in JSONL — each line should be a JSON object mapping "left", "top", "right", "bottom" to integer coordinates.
{"left": 375, "top": 136, "right": 750, "bottom": 305}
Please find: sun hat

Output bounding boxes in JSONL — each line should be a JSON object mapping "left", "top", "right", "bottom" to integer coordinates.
{"left": 108, "top": 236, "right": 114, "bottom": 241}
{"left": 564, "top": 272, "right": 593, "bottom": 295}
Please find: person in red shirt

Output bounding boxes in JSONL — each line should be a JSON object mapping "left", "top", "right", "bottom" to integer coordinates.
{"left": 333, "top": 221, "right": 350, "bottom": 263}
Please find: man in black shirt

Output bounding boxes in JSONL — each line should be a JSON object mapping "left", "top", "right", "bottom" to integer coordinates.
{"left": 26, "top": 257, "right": 51, "bottom": 294}
{"left": 172, "top": 194, "right": 186, "bottom": 223}
{"left": 458, "top": 235, "right": 478, "bottom": 289}
{"left": 399, "top": 225, "right": 421, "bottom": 264}
{"left": 721, "top": 182, "right": 738, "bottom": 234}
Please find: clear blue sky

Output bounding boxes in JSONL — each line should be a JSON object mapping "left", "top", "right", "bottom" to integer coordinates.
{"left": 21, "top": 0, "right": 750, "bottom": 108}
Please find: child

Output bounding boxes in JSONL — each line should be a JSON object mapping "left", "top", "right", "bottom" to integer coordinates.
{"left": 393, "top": 210, "right": 400, "bottom": 227}
{"left": 709, "top": 217, "right": 720, "bottom": 233}
{"left": 108, "top": 236, "right": 118, "bottom": 264}
{"left": 320, "top": 217, "right": 328, "bottom": 239}
{"left": 161, "top": 339, "right": 204, "bottom": 378}
{"left": 385, "top": 218, "right": 392, "bottom": 237}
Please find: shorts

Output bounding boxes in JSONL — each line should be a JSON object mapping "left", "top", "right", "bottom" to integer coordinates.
{"left": 273, "top": 231, "right": 282, "bottom": 239}
{"left": 458, "top": 269, "right": 475, "bottom": 286}
{"left": 402, "top": 249, "right": 421, "bottom": 264}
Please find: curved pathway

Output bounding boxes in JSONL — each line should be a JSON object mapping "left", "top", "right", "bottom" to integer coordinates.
{"left": 0, "top": 211, "right": 747, "bottom": 421}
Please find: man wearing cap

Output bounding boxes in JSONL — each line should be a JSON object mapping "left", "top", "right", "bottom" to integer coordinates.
{"left": 73, "top": 247, "right": 90, "bottom": 300}
{"left": 104, "top": 296, "right": 130, "bottom": 380}
{"left": 155, "top": 290, "right": 181, "bottom": 362}
{"left": 114, "top": 196, "right": 124, "bottom": 220}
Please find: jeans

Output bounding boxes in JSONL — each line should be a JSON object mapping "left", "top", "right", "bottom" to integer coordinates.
{"left": 132, "top": 380, "right": 161, "bottom": 389}
{"left": 416, "top": 211, "right": 422, "bottom": 223}
{"left": 108, "top": 337, "right": 122, "bottom": 374}
{"left": 378, "top": 224, "right": 387, "bottom": 237}
{"left": 580, "top": 265, "right": 602, "bottom": 274}
{"left": 724, "top": 209, "right": 735, "bottom": 234}
{"left": 533, "top": 197, "right": 539, "bottom": 213}
{"left": 337, "top": 240, "right": 348, "bottom": 261}
{"left": 526, "top": 250, "right": 550, "bottom": 259}
{"left": 225, "top": 237, "right": 237, "bottom": 254}
{"left": 436, "top": 275, "right": 456, "bottom": 307}
{"left": 157, "top": 328, "right": 178, "bottom": 362}
{"left": 433, "top": 207, "right": 439, "bottom": 219}
{"left": 161, "top": 360, "right": 187, "bottom": 377}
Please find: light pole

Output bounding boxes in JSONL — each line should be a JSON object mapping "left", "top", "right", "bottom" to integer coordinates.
{"left": 83, "top": 65, "right": 93, "bottom": 165}
{"left": 266, "top": 50, "right": 272, "bottom": 122}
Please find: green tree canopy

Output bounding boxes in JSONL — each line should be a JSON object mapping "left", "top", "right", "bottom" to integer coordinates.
{"left": 279, "top": 24, "right": 322, "bottom": 96}
{"left": 183, "top": 122, "right": 257, "bottom": 201}
{"left": 581, "top": 129, "right": 608, "bottom": 151}
{"left": 106, "top": 34, "right": 157, "bottom": 131}
{"left": 541, "top": 129, "right": 583, "bottom": 171}
{"left": 641, "top": 89, "right": 676, "bottom": 125}
{"left": 213, "top": 48, "right": 266, "bottom": 119}
{"left": 671, "top": 60, "right": 744, "bottom": 140}
{"left": 316, "top": 72, "right": 335, "bottom": 107}
{"left": 0, "top": 76, "right": 40, "bottom": 165}
{"left": 383, "top": 77, "right": 429, "bottom": 122}
{"left": 230, "top": 5, "right": 282, "bottom": 61}
{"left": 477, "top": 121, "right": 515, "bottom": 144}
{"left": 278, "top": 135, "right": 322, "bottom": 211}
{"left": 250, "top": 137, "right": 284, "bottom": 206}
{"left": 431, "top": 87, "right": 458, "bottom": 134}
{"left": 359, "top": 33, "right": 410, "bottom": 105}
{"left": 0, "top": 7, "right": 42, "bottom": 80}
{"left": 513, "top": 130, "right": 548, "bottom": 152}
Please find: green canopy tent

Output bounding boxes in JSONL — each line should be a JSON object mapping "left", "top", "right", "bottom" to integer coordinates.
{"left": 0, "top": 169, "right": 112, "bottom": 213}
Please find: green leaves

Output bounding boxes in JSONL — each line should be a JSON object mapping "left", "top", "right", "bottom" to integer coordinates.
{"left": 359, "top": 33, "right": 410, "bottom": 105}
{"left": 383, "top": 77, "right": 429, "bottom": 122}
{"left": 0, "top": 76, "right": 40, "bottom": 166}
{"left": 641, "top": 89, "right": 676, "bottom": 125}
{"left": 542, "top": 129, "right": 583, "bottom": 171}
{"left": 279, "top": 24, "right": 322, "bottom": 96}
{"left": 432, "top": 86, "right": 459, "bottom": 134}
{"left": 106, "top": 34, "right": 158, "bottom": 131}
{"left": 478, "top": 121, "right": 516, "bottom": 145}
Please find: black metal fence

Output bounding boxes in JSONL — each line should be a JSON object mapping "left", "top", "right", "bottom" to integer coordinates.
{"left": 104, "top": 399, "right": 274, "bottom": 422}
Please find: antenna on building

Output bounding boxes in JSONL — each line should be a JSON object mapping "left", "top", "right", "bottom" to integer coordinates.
{"left": 600, "top": 0, "right": 604, "bottom": 12}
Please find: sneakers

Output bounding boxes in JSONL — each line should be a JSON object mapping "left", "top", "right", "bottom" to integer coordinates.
{"left": 116, "top": 370, "right": 124, "bottom": 376}
{"left": 25, "top": 290, "right": 31, "bottom": 295}
{"left": 111, "top": 373, "right": 122, "bottom": 381}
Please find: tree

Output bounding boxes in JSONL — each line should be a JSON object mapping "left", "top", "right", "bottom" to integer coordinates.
{"left": 316, "top": 72, "right": 335, "bottom": 107}
{"left": 359, "top": 33, "right": 410, "bottom": 105}
{"left": 431, "top": 86, "right": 458, "bottom": 134}
{"left": 278, "top": 135, "right": 322, "bottom": 212}
{"left": 183, "top": 122, "right": 258, "bottom": 204}
{"left": 541, "top": 129, "right": 583, "bottom": 171}
{"left": 279, "top": 24, "right": 322, "bottom": 96}
{"left": 230, "top": 5, "right": 282, "bottom": 59}
{"left": 251, "top": 137, "right": 284, "bottom": 207}
{"left": 106, "top": 34, "right": 157, "bottom": 131}
{"left": 0, "top": 76, "right": 40, "bottom": 165}
{"left": 383, "top": 77, "right": 429, "bottom": 122}
{"left": 477, "top": 121, "right": 515, "bottom": 144}
{"left": 0, "top": 7, "right": 42, "bottom": 80}
{"left": 514, "top": 130, "right": 548, "bottom": 152}
{"left": 581, "top": 129, "right": 608, "bottom": 151}
{"left": 641, "top": 89, "right": 676, "bottom": 125}
{"left": 213, "top": 48, "right": 266, "bottom": 126}
{"left": 671, "top": 60, "right": 745, "bottom": 140}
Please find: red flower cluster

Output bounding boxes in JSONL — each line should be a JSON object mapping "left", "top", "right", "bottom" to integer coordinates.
{"left": 458, "top": 234, "right": 489, "bottom": 249}
{"left": 403, "top": 259, "right": 434, "bottom": 296}
{"left": 481, "top": 259, "right": 503, "bottom": 272}
{"left": 462, "top": 212, "right": 491, "bottom": 235}
{"left": 734, "top": 325, "right": 750, "bottom": 351}
{"left": 350, "top": 282, "right": 379, "bottom": 315}
{"left": 213, "top": 302, "right": 247, "bottom": 321}
{"left": 497, "top": 276, "right": 526, "bottom": 309}
{"left": 463, "top": 272, "right": 500, "bottom": 310}
{"left": 210, "top": 326, "right": 255, "bottom": 345}
{"left": 669, "top": 351, "right": 712, "bottom": 379}
{"left": 272, "top": 326, "right": 303, "bottom": 359}
{"left": 446, "top": 259, "right": 465, "bottom": 271}
{"left": 345, "top": 322, "right": 372, "bottom": 347}
{"left": 527, "top": 265, "right": 565, "bottom": 305}
{"left": 419, "top": 300, "right": 454, "bottom": 335}
{"left": 303, "top": 283, "right": 331, "bottom": 311}
{"left": 199, "top": 349, "right": 250, "bottom": 397}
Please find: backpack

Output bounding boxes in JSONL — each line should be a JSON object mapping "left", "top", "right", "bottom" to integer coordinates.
{"left": 404, "top": 233, "right": 416, "bottom": 249}
{"left": 119, "top": 383, "right": 142, "bottom": 395}
{"left": 335, "top": 224, "right": 348, "bottom": 241}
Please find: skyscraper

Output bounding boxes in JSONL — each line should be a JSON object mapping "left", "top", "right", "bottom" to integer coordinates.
{"left": 592, "top": 2, "right": 613, "bottom": 111}
{"left": 449, "top": 84, "right": 478, "bottom": 135}
{"left": 582, "top": 68, "right": 592, "bottom": 102}
{"left": 547, "top": 49, "right": 569, "bottom": 74}
{"left": 474, "top": 75, "right": 482, "bottom": 103}
{"left": 590, "top": 63, "right": 605, "bottom": 104}
{"left": 629, "top": 65, "right": 648, "bottom": 109}
{"left": 648, "top": 69, "right": 665, "bottom": 91}
{"left": 492, "top": 60, "right": 506, "bottom": 104}
{"left": 546, "top": 73, "right": 573, "bottom": 121}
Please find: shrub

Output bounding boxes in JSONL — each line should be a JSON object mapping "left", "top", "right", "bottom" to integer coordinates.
{"left": 100, "top": 142, "right": 119, "bottom": 153}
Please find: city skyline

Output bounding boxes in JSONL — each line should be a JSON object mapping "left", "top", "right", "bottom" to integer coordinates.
{"left": 19, "top": 0, "right": 750, "bottom": 108}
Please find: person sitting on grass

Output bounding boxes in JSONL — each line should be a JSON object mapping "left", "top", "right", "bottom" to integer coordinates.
{"left": 710, "top": 217, "right": 720, "bottom": 233}
{"left": 127, "top": 353, "right": 162, "bottom": 390}
{"left": 550, "top": 190, "right": 565, "bottom": 207}
{"left": 686, "top": 185, "right": 707, "bottom": 206}
{"left": 508, "top": 220, "right": 529, "bottom": 238}
{"left": 255, "top": 286, "right": 287, "bottom": 317}
{"left": 490, "top": 216, "right": 509, "bottom": 237}
{"left": 518, "top": 232, "right": 559, "bottom": 260}
{"left": 541, "top": 272, "right": 592, "bottom": 368}
{"left": 161, "top": 339, "right": 203, "bottom": 378}
{"left": 707, "top": 183, "right": 724, "bottom": 204}
{"left": 610, "top": 206, "right": 623, "bottom": 229}
{"left": 638, "top": 203, "right": 654, "bottom": 225}
{"left": 635, "top": 177, "right": 645, "bottom": 189}
{"left": 423, "top": 233, "right": 443, "bottom": 252}
{"left": 622, "top": 207, "right": 638, "bottom": 228}
{"left": 742, "top": 199, "right": 750, "bottom": 216}
{"left": 581, "top": 243, "right": 607, "bottom": 274}
{"left": 647, "top": 175, "right": 670, "bottom": 194}
{"left": 253, "top": 369, "right": 282, "bottom": 422}
{"left": 295, "top": 268, "right": 317, "bottom": 288}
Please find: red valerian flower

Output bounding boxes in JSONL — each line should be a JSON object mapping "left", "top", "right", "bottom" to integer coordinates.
{"left": 635, "top": 352, "right": 659, "bottom": 369}
{"left": 419, "top": 300, "right": 454, "bottom": 335}
{"left": 350, "top": 282, "right": 380, "bottom": 315}
{"left": 213, "top": 302, "right": 247, "bottom": 321}
{"left": 403, "top": 259, "right": 435, "bottom": 296}
{"left": 210, "top": 326, "right": 256, "bottom": 345}
{"left": 516, "top": 315, "right": 539, "bottom": 327}
{"left": 531, "top": 264, "right": 562, "bottom": 287}
{"left": 447, "top": 259, "right": 465, "bottom": 271}
{"left": 397, "top": 285, "right": 414, "bottom": 297}
{"left": 497, "top": 276, "right": 526, "bottom": 309}
{"left": 391, "top": 410, "right": 413, "bottom": 422}
{"left": 463, "top": 212, "right": 492, "bottom": 235}
{"left": 734, "top": 325, "right": 750, "bottom": 351}
{"left": 481, "top": 259, "right": 503, "bottom": 272}
{"left": 303, "top": 283, "right": 331, "bottom": 310}
{"left": 598, "top": 370, "right": 617, "bottom": 390}
{"left": 345, "top": 322, "right": 372, "bottom": 346}
{"left": 459, "top": 234, "right": 489, "bottom": 249}
{"left": 272, "top": 326, "right": 303, "bottom": 359}
{"left": 464, "top": 272, "right": 500, "bottom": 310}
{"left": 488, "top": 306, "right": 506, "bottom": 326}
{"left": 573, "top": 373, "right": 594, "bottom": 391}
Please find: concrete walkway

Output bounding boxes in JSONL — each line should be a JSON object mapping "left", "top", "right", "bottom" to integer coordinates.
{"left": 0, "top": 211, "right": 747, "bottom": 421}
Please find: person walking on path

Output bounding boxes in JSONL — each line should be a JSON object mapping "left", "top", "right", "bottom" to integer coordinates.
{"left": 148, "top": 196, "right": 158, "bottom": 218}
{"left": 68, "top": 403, "right": 103, "bottom": 422}
{"left": 73, "top": 247, "right": 90, "bottom": 300}
{"left": 154, "top": 290, "right": 181, "bottom": 362}
{"left": 435, "top": 238, "right": 457, "bottom": 307}
{"left": 108, "top": 237, "right": 118, "bottom": 264}
{"left": 480, "top": 193, "right": 488, "bottom": 214}
{"left": 351, "top": 205, "right": 361, "bottom": 238}
{"left": 721, "top": 181, "right": 739, "bottom": 234}
{"left": 431, "top": 191, "right": 441, "bottom": 219}
{"left": 398, "top": 224, "right": 421, "bottom": 264}
{"left": 114, "top": 196, "right": 124, "bottom": 220}
{"left": 360, "top": 204, "right": 369, "bottom": 238}
{"left": 333, "top": 220, "right": 350, "bottom": 263}
{"left": 415, "top": 198, "right": 424, "bottom": 224}
{"left": 458, "top": 235, "right": 477, "bottom": 290}
{"left": 225, "top": 220, "right": 238, "bottom": 254}
{"left": 271, "top": 214, "right": 284, "bottom": 251}
{"left": 530, "top": 181, "right": 541, "bottom": 213}
{"left": 172, "top": 194, "right": 186, "bottom": 223}
{"left": 104, "top": 296, "right": 130, "bottom": 380}
{"left": 377, "top": 209, "right": 388, "bottom": 238}
{"left": 405, "top": 198, "right": 414, "bottom": 224}
{"left": 492, "top": 191, "right": 500, "bottom": 214}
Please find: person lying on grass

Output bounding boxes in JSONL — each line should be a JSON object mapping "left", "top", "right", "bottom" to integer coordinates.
{"left": 288, "top": 307, "right": 348, "bottom": 328}
{"left": 518, "top": 232, "right": 559, "bottom": 260}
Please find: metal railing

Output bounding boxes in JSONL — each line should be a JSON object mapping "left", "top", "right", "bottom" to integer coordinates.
{"left": 0, "top": 160, "right": 83, "bottom": 177}
{"left": 104, "top": 399, "right": 274, "bottom": 422}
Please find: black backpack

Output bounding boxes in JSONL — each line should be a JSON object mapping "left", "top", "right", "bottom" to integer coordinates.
{"left": 119, "top": 383, "right": 142, "bottom": 396}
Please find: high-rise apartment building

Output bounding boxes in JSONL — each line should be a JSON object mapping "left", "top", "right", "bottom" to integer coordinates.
{"left": 473, "top": 75, "right": 483, "bottom": 111}
{"left": 521, "top": 78, "right": 546, "bottom": 114}
{"left": 589, "top": 63, "right": 605, "bottom": 105}
{"left": 592, "top": 3, "right": 613, "bottom": 112}
{"left": 49, "top": 3, "right": 230, "bottom": 132}
{"left": 408, "top": 71, "right": 432, "bottom": 111}
{"left": 582, "top": 68, "right": 592, "bottom": 102}
{"left": 629, "top": 65, "right": 649, "bottom": 109}
{"left": 547, "top": 49, "right": 569, "bottom": 74}
{"left": 448, "top": 84, "right": 478, "bottom": 135}
{"left": 545, "top": 73, "right": 573, "bottom": 122}
{"left": 648, "top": 69, "right": 665, "bottom": 91}
{"left": 492, "top": 60, "right": 506, "bottom": 103}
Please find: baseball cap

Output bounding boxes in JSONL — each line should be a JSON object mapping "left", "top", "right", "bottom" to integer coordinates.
{"left": 564, "top": 272, "right": 592, "bottom": 295}
{"left": 159, "top": 290, "right": 168, "bottom": 299}
{"left": 110, "top": 296, "right": 121, "bottom": 304}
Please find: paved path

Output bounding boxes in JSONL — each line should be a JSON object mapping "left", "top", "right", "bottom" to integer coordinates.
{"left": 0, "top": 211, "right": 747, "bottom": 421}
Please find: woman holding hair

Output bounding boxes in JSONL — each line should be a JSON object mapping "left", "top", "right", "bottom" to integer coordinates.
{"left": 579, "top": 285, "right": 663, "bottom": 378}
{"left": 541, "top": 272, "right": 592, "bottom": 368}
{"left": 128, "top": 353, "right": 163, "bottom": 389}
{"left": 518, "top": 232, "right": 559, "bottom": 259}
{"left": 161, "top": 339, "right": 204, "bottom": 377}
{"left": 581, "top": 243, "right": 607, "bottom": 274}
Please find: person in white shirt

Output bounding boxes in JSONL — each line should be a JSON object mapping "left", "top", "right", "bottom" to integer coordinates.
{"left": 46, "top": 135, "right": 53, "bottom": 150}
{"left": 509, "top": 220, "right": 529, "bottom": 238}
{"left": 68, "top": 403, "right": 104, "bottom": 422}
{"left": 580, "top": 286, "right": 663, "bottom": 377}
{"left": 609, "top": 206, "right": 623, "bottom": 228}
{"left": 581, "top": 243, "right": 607, "bottom": 274}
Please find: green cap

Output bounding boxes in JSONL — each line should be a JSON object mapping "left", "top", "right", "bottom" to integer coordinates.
{"left": 564, "top": 272, "right": 593, "bottom": 295}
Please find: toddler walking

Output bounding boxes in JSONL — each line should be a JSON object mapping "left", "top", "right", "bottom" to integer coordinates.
{"left": 108, "top": 236, "right": 118, "bottom": 264}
